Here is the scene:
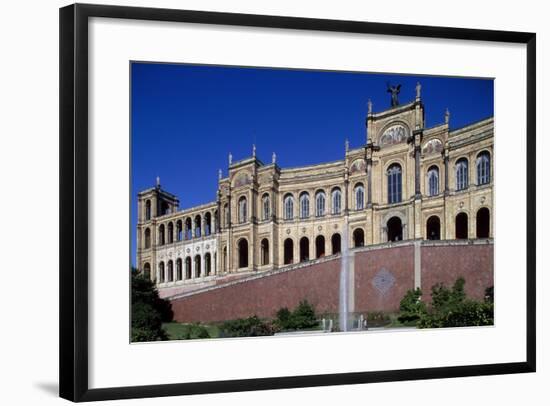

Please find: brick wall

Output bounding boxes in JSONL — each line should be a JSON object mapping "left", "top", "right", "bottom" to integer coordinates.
{"left": 421, "top": 243, "right": 494, "bottom": 301}
{"left": 169, "top": 241, "right": 493, "bottom": 323}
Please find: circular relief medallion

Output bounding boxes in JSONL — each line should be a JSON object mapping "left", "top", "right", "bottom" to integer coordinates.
{"left": 459, "top": 201, "right": 464, "bottom": 208}
{"left": 334, "top": 224, "right": 338, "bottom": 229}
{"left": 196, "top": 246, "right": 200, "bottom": 252}
{"left": 186, "top": 248, "right": 190, "bottom": 254}
{"left": 480, "top": 196, "right": 486, "bottom": 204}
{"left": 286, "top": 229, "right": 291, "bottom": 234}
{"left": 205, "top": 244, "right": 210, "bottom": 249}
{"left": 318, "top": 226, "right": 322, "bottom": 231}
{"left": 302, "top": 227, "right": 306, "bottom": 233}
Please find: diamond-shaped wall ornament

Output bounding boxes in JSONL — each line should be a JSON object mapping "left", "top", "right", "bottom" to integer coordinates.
{"left": 372, "top": 268, "right": 396, "bottom": 295}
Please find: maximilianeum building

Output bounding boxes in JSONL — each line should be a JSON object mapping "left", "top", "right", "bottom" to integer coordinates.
{"left": 136, "top": 87, "right": 493, "bottom": 295}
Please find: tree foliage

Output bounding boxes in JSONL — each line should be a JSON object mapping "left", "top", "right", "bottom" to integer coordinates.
{"left": 274, "top": 300, "right": 318, "bottom": 331}
{"left": 417, "top": 278, "right": 494, "bottom": 328}
{"left": 219, "top": 316, "right": 274, "bottom": 337}
{"left": 397, "top": 287, "right": 427, "bottom": 324}
{"left": 131, "top": 269, "right": 173, "bottom": 342}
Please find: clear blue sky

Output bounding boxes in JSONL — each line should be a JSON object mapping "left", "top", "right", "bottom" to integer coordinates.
{"left": 131, "top": 62, "right": 493, "bottom": 265}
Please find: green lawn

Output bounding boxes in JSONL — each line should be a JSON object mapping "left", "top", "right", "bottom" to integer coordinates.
{"left": 163, "top": 322, "right": 220, "bottom": 340}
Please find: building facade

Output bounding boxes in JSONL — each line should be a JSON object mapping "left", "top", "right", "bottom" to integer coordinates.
{"left": 136, "top": 90, "right": 493, "bottom": 291}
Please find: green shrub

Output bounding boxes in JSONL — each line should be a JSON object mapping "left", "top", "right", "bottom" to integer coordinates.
{"left": 291, "top": 300, "right": 318, "bottom": 330}
{"left": 417, "top": 278, "right": 494, "bottom": 329}
{"left": 131, "top": 270, "right": 172, "bottom": 342}
{"left": 220, "top": 316, "right": 274, "bottom": 338}
{"left": 274, "top": 300, "right": 318, "bottom": 331}
{"left": 397, "top": 288, "right": 427, "bottom": 324}
{"left": 176, "top": 323, "right": 210, "bottom": 340}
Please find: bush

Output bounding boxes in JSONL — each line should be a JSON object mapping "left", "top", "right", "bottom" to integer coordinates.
{"left": 291, "top": 300, "right": 318, "bottom": 330}
{"left": 397, "top": 288, "right": 427, "bottom": 324}
{"left": 176, "top": 323, "right": 210, "bottom": 340}
{"left": 417, "top": 278, "right": 494, "bottom": 329}
{"left": 220, "top": 316, "right": 274, "bottom": 338}
{"left": 274, "top": 300, "right": 318, "bottom": 331}
{"left": 131, "top": 270, "right": 172, "bottom": 342}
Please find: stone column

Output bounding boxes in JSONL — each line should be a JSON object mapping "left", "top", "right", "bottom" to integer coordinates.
{"left": 444, "top": 150, "right": 450, "bottom": 194}
{"left": 367, "top": 159, "right": 372, "bottom": 205}
{"left": 415, "top": 145, "right": 421, "bottom": 198}
{"left": 201, "top": 253, "right": 206, "bottom": 278}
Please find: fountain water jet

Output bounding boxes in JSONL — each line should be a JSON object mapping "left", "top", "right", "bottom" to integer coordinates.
{"left": 339, "top": 218, "right": 354, "bottom": 331}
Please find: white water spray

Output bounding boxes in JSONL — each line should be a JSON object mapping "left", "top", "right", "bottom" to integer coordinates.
{"left": 339, "top": 218, "right": 353, "bottom": 331}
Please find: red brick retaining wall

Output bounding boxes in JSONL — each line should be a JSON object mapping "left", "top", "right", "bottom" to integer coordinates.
{"left": 169, "top": 241, "right": 493, "bottom": 323}
{"left": 421, "top": 244, "right": 494, "bottom": 302}
{"left": 354, "top": 245, "right": 415, "bottom": 313}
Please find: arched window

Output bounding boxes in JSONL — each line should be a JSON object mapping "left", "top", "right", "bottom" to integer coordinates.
{"left": 205, "top": 253, "right": 211, "bottom": 276}
{"left": 353, "top": 228, "right": 365, "bottom": 247}
{"left": 144, "top": 228, "right": 151, "bottom": 249}
{"left": 387, "top": 164, "right": 402, "bottom": 204}
{"left": 426, "top": 216, "right": 441, "bottom": 240}
{"left": 194, "top": 255, "right": 201, "bottom": 277}
{"left": 476, "top": 207, "right": 490, "bottom": 238}
{"left": 145, "top": 200, "right": 151, "bottom": 220}
{"left": 299, "top": 192, "right": 310, "bottom": 219}
{"left": 204, "top": 212, "right": 212, "bottom": 236}
{"left": 167, "top": 260, "right": 174, "bottom": 282}
{"left": 315, "top": 235, "right": 325, "bottom": 258}
{"left": 185, "top": 257, "right": 192, "bottom": 279}
{"left": 238, "top": 196, "right": 247, "bottom": 224}
{"left": 167, "top": 222, "right": 174, "bottom": 244}
{"left": 477, "top": 152, "right": 491, "bottom": 185}
{"left": 158, "top": 262, "right": 165, "bottom": 283}
{"left": 332, "top": 188, "right": 342, "bottom": 215}
{"left": 355, "top": 183, "right": 365, "bottom": 210}
{"left": 143, "top": 262, "right": 151, "bottom": 279}
{"left": 158, "top": 224, "right": 165, "bottom": 245}
{"left": 284, "top": 238, "right": 294, "bottom": 265}
{"left": 331, "top": 233, "right": 341, "bottom": 255}
{"left": 284, "top": 194, "right": 294, "bottom": 220}
{"left": 194, "top": 215, "right": 202, "bottom": 237}
{"left": 387, "top": 217, "right": 403, "bottom": 241}
{"left": 176, "top": 220, "right": 183, "bottom": 241}
{"left": 262, "top": 194, "right": 270, "bottom": 221}
{"left": 455, "top": 212, "right": 468, "bottom": 239}
{"left": 176, "top": 258, "right": 182, "bottom": 280}
{"left": 427, "top": 166, "right": 439, "bottom": 197}
{"left": 238, "top": 238, "right": 248, "bottom": 268}
{"left": 261, "top": 239, "right": 269, "bottom": 265}
{"left": 159, "top": 201, "right": 170, "bottom": 216}
{"left": 299, "top": 237, "right": 310, "bottom": 262}
{"left": 315, "top": 191, "right": 326, "bottom": 217}
{"left": 456, "top": 158, "right": 469, "bottom": 191}
{"left": 185, "top": 218, "right": 192, "bottom": 240}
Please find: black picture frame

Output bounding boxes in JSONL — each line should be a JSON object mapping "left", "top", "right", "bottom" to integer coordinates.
{"left": 59, "top": 3, "right": 536, "bottom": 402}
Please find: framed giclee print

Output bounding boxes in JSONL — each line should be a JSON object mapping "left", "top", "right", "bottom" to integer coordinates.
{"left": 59, "top": 3, "right": 536, "bottom": 402}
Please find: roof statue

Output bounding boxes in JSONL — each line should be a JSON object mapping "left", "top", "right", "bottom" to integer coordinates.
{"left": 272, "top": 152, "right": 276, "bottom": 164}
{"left": 367, "top": 98, "right": 372, "bottom": 114}
{"left": 386, "top": 83, "right": 401, "bottom": 107}
{"left": 445, "top": 108, "right": 451, "bottom": 125}
{"left": 416, "top": 82, "right": 422, "bottom": 99}
{"left": 228, "top": 152, "right": 232, "bottom": 165}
